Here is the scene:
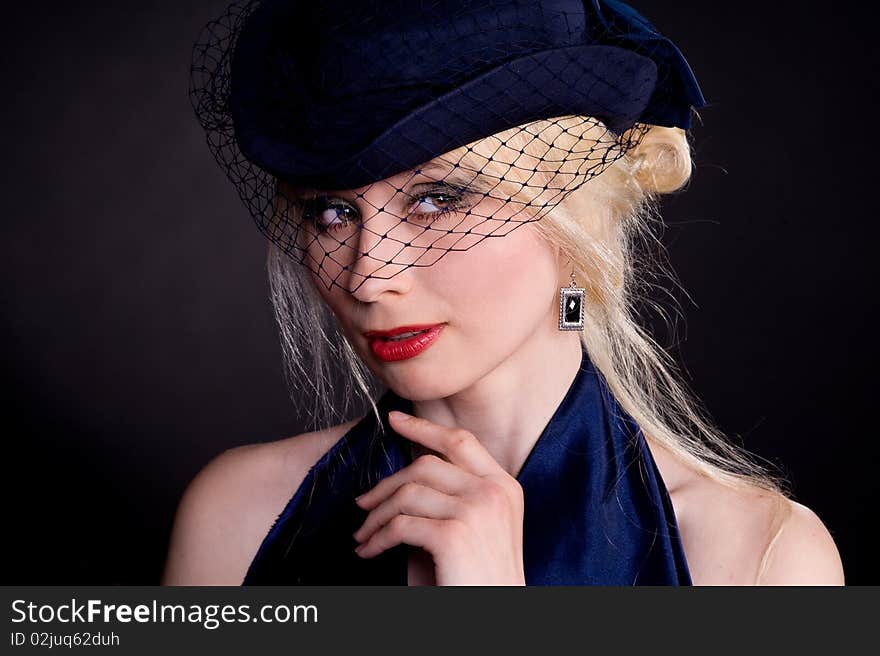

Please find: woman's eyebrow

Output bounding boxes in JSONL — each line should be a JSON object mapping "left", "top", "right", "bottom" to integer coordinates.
{"left": 278, "top": 180, "right": 317, "bottom": 199}
{"left": 417, "top": 162, "right": 450, "bottom": 175}
{"left": 412, "top": 163, "right": 496, "bottom": 192}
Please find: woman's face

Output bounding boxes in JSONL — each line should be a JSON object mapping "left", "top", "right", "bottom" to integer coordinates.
{"left": 289, "top": 160, "right": 567, "bottom": 400}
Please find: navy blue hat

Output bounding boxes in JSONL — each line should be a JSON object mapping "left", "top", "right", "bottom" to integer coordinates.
{"left": 194, "top": 0, "right": 706, "bottom": 192}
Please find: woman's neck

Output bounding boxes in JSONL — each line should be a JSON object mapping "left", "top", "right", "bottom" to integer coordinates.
{"left": 411, "top": 330, "right": 584, "bottom": 478}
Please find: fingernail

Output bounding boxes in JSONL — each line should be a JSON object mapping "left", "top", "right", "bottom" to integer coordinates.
{"left": 389, "top": 410, "right": 412, "bottom": 421}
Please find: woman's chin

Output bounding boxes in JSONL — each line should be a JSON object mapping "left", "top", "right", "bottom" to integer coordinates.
{"left": 369, "top": 355, "right": 462, "bottom": 401}
{"left": 379, "top": 369, "right": 456, "bottom": 403}
{"left": 390, "top": 389, "right": 451, "bottom": 404}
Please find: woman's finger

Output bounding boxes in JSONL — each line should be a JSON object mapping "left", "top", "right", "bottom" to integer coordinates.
{"left": 353, "top": 481, "right": 458, "bottom": 544}
{"left": 355, "top": 514, "right": 462, "bottom": 560}
{"left": 388, "top": 410, "right": 499, "bottom": 477}
{"left": 356, "top": 453, "right": 473, "bottom": 510}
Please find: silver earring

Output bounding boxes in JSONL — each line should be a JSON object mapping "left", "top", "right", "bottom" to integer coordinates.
{"left": 559, "top": 268, "right": 585, "bottom": 331}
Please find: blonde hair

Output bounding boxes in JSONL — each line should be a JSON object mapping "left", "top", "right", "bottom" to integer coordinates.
{"left": 266, "top": 116, "right": 793, "bottom": 534}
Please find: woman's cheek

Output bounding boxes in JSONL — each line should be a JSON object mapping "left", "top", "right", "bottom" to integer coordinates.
{"left": 441, "top": 237, "right": 545, "bottom": 334}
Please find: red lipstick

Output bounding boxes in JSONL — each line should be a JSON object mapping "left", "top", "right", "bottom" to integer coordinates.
{"left": 364, "top": 323, "right": 445, "bottom": 362}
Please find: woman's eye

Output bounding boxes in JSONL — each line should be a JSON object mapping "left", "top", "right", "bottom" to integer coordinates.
{"left": 303, "top": 199, "right": 359, "bottom": 231}
{"left": 409, "top": 190, "right": 466, "bottom": 219}
{"left": 413, "top": 194, "right": 452, "bottom": 214}
{"left": 318, "top": 206, "right": 351, "bottom": 227}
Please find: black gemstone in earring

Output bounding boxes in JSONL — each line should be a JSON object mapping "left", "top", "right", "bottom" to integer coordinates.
{"left": 565, "top": 295, "right": 581, "bottom": 323}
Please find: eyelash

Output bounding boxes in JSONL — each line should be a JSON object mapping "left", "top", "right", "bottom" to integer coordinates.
{"left": 297, "top": 185, "right": 471, "bottom": 233}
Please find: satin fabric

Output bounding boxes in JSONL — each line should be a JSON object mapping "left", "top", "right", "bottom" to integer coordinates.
{"left": 243, "top": 345, "right": 691, "bottom": 585}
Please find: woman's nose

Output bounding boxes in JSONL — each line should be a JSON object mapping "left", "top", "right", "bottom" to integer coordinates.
{"left": 345, "top": 204, "right": 413, "bottom": 298}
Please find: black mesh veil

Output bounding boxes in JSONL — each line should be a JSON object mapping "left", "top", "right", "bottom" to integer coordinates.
{"left": 190, "top": 0, "right": 704, "bottom": 293}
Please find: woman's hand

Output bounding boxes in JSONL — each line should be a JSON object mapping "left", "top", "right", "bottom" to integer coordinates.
{"left": 352, "top": 410, "right": 526, "bottom": 585}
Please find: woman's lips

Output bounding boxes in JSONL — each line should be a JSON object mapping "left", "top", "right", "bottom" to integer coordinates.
{"left": 368, "top": 324, "right": 445, "bottom": 362}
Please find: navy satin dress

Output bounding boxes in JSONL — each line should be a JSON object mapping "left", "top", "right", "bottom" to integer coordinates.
{"left": 243, "top": 346, "right": 691, "bottom": 585}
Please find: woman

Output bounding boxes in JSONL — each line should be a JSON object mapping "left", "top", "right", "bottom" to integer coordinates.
{"left": 163, "top": 0, "right": 844, "bottom": 585}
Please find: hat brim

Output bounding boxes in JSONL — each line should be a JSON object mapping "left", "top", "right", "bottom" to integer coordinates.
{"left": 240, "top": 44, "right": 657, "bottom": 190}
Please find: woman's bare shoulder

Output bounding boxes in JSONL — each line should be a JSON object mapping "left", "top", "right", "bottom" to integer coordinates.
{"left": 161, "top": 418, "right": 360, "bottom": 586}
{"left": 651, "top": 442, "right": 844, "bottom": 585}
{"left": 752, "top": 498, "right": 845, "bottom": 585}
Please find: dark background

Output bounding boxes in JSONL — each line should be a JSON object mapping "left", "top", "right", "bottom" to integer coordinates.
{"left": 2, "top": 1, "right": 877, "bottom": 584}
